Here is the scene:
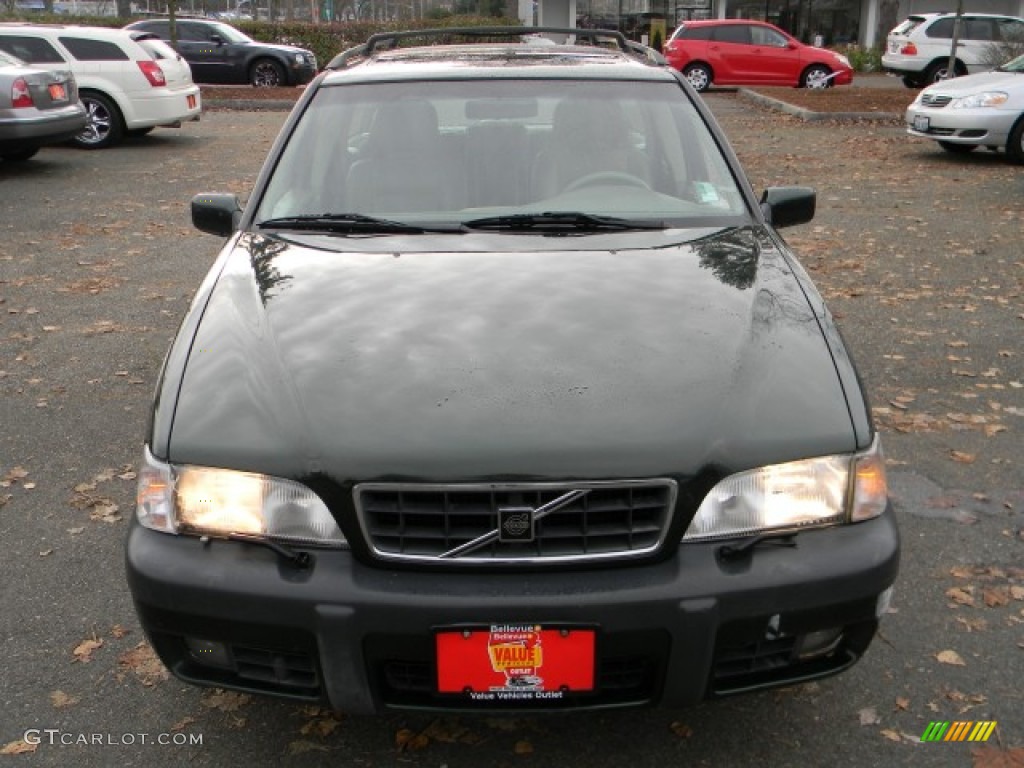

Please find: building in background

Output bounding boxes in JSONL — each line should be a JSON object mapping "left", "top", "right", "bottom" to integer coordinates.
{"left": 519, "top": 0, "right": 1024, "bottom": 49}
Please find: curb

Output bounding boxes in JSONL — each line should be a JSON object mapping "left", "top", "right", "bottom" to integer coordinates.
{"left": 737, "top": 88, "right": 901, "bottom": 122}
{"left": 203, "top": 99, "right": 297, "bottom": 112}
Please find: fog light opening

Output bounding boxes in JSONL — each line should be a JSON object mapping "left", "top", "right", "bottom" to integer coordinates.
{"left": 185, "top": 637, "right": 233, "bottom": 669}
{"left": 795, "top": 628, "right": 844, "bottom": 660}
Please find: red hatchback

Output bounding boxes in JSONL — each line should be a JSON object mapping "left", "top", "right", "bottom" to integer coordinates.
{"left": 664, "top": 19, "right": 853, "bottom": 92}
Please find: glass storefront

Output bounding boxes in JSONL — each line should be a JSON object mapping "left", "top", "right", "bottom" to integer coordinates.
{"left": 730, "top": 0, "right": 862, "bottom": 45}
{"left": 576, "top": 0, "right": 861, "bottom": 48}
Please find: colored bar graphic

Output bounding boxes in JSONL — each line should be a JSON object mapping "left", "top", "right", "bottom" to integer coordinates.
{"left": 921, "top": 722, "right": 997, "bottom": 743}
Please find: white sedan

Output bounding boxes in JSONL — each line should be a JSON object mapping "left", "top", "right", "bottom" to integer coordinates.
{"left": 905, "top": 53, "right": 1024, "bottom": 162}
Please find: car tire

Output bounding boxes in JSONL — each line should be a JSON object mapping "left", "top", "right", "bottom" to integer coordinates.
{"left": 73, "top": 91, "right": 123, "bottom": 150}
{"left": 801, "top": 64, "right": 832, "bottom": 89}
{"left": 682, "top": 63, "right": 712, "bottom": 92}
{"left": 250, "top": 58, "right": 285, "bottom": 87}
{"left": 923, "top": 60, "right": 964, "bottom": 85}
{"left": 901, "top": 75, "right": 923, "bottom": 89}
{"left": 937, "top": 141, "right": 976, "bottom": 155}
{"left": 1, "top": 148, "right": 39, "bottom": 162}
{"left": 1007, "top": 118, "right": 1024, "bottom": 164}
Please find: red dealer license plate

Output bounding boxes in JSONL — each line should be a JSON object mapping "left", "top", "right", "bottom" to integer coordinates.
{"left": 436, "top": 624, "right": 595, "bottom": 702}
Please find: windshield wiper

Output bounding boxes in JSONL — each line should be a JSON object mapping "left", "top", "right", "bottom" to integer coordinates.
{"left": 462, "top": 212, "right": 666, "bottom": 232}
{"left": 258, "top": 213, "right": 453, "bottom": 234}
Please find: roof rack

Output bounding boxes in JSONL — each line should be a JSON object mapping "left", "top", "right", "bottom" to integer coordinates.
{"left": 326, "top": 26, "right": 633, "bottom": 70}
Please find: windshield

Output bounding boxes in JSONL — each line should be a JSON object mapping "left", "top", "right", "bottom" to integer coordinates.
{"left": 255, "top": 79, "right": 748, "bottom": 229}
{"left": 999, "top": 53, "right": 1024, "bottom": 72}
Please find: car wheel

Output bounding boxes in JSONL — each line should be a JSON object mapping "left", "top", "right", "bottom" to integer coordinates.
{"left": 250, "top": 58, "right": 285, "bottom": 87}
{"left": 937, "top": 141, "right": 976, "bottom": 155}
{"left": 802, "top": 64, "right": 831, "bottom": 89}
{"left": 901, "top": 75, "right": 923, "bottom": 89}
{"left": 1, "top": 148, "right": 39, "bottom": 162}
{"left": 923, "top": 60, "right": 964, "bottom": 85}
{"left": 73, "top": 92, "right": 123, "bottom": 150}
{"left": 682, "top": 63, "right": 712, "bottom": 92}
{"left": 1007, "top": 118, "right": 1024, "bottom": 164}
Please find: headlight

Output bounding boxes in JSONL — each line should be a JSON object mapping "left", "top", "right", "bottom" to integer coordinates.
{"left": 951, "top": 91, "right": 1008, "bottom": 109}
{"left": 295, "top": 53, "right": 311, "bottom": 65}
{"left": 683, "top": 435, "right": 887, "bottom": 541}
{"left": 137, "top": 448, "right": 346, "bottom": 547}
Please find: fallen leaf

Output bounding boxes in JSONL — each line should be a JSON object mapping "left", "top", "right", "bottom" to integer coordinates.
{"left": 956, "top": 616, "right": 988, "bottom": 633}
{"left": 50, "top": 690, "right": 78, "bottom": 708}
{"left": 670, "top": 721, "right": 694, "bottom": 738}
{"left": 170, "top": 716, "right": 196, "bottom": 732}
{"left": 514, "top": 740, "right": 534, "bottom": 754}
{"left": 117, "top": 642, "right": 169, "bottom": 686}
{"left": 970, "top": 745, "right": 1024, "bottom": 768}
{"left": 0, "top": 740, "right": 37, "bottom": 755}
{"left": 947, "top": 587, "right": 976, "bottom": 606}
{"left": 859, "top": 706, "right": 881, "bottom": 725}
{"left": 983, "top": 587, "right": 1010, "bottom": 607}
{"left": 201, "top": 689, "right": 251, "bottom": 712}
{"left": 880, "top": 729, "right": 902, "bottom": 742}
{"left": 395, "top": 728, "right": 429, "bottom": 752}
{"left": 895, "top": 696, "right": 910, "bottom": 711}
{"left": 110, "top": 624, "right": 129, "bottom": 639}
{"left": 72, "top": 637, "right": 103, "bottom": 663}
{"left": 951, "top": 451, "right": 976, "bottom": 464}
{"left": 1011, "top": 586, "right": 1024, "bottom": 601}
{"left": 936, "top": 649, "right": 966, "bottom": 666}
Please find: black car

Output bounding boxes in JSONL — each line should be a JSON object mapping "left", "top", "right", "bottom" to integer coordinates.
{"left": 123, "top": 18, "right": 316, "bottom": 87}
{"left": 126, "top": 28, "right": 899, "bottom": 714}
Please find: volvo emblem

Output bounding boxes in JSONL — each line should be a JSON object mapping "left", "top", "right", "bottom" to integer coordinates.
{"left": 498, "top": 507, "right": 534, "bottom": 543}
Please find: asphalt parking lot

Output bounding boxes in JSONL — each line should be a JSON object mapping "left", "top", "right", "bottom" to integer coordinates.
{"left": 1, "top": 101, "right": 1021, "bottom": 767}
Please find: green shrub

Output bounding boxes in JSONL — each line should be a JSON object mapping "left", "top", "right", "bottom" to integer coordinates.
{"left": 831, "top": 44, "right": 883, "bottom": 73}
{"left": 0, "top": 13, "right": 517, "bottom": 71}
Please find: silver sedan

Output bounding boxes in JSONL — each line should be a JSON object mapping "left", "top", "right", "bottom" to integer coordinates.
{"left": 905, "top": 53, "right": 1024, "bottom": 163}
{"left": 0, "top": 50, "right": 86, "bottom": 163}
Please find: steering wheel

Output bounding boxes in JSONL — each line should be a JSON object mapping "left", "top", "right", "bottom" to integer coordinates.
{"left": 562, "top": 171, "right": 651, "bottom": 193}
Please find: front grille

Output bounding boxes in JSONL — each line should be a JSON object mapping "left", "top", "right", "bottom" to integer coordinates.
{"left": 921, "top": 94, "right": 952, "bottom": 108}
{"left": 354, "top": 480, "right": 677, "bottom": 565}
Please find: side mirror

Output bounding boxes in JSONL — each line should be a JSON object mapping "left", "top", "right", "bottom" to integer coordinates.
{"left": 760, "top": 186, "right": 815, "bottom": 229}
{"left": 210, "top": 33, "right": 225, "bottom": 45}
{"left": 192, "top": 193, "right": 242, "bottom": 236}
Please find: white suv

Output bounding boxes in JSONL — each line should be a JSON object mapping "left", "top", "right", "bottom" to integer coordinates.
{"left": 0, "top": 24, "right": 201, "bottom": 148}
{"left": 882, "top": 12, "right": 1024, "bottom": 88}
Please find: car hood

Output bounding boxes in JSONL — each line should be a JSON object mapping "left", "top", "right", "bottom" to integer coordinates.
{"left": 922, "top": 69, "right": 1024, "bottom": 96}
{"left": 164, "top": 227, "right": 858, "bottom": 483}
{"left": 244, "top": 40, "right": 311, "bottom": 56}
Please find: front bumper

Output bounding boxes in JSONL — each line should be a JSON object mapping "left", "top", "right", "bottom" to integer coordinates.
{"left": 126, "top": 511, "right": 899, "bottom": 714}
{"left": 905, "top": 104, "right": 1016, "bottom": 147}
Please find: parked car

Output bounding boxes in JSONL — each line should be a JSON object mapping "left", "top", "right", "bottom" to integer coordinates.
{"left": 882, "top": 12, "right": 1024, "bottom": 88}
{"left": 123, "top": 18, "right": 316, "bottom": 87}
{"left": 0, "top": 49, "right": 85, "bottom": 162}
{"left": 905, "top": 52, "right": 1024, "bottom": 162}
{"left": 663, "top": 19, "right": 853, "bottom": 92}
{"left": 0, "top": 24, "right": 200, "bottom": 149}
{"left": 126, "top": 27, "right": 898, "bottom": 715}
